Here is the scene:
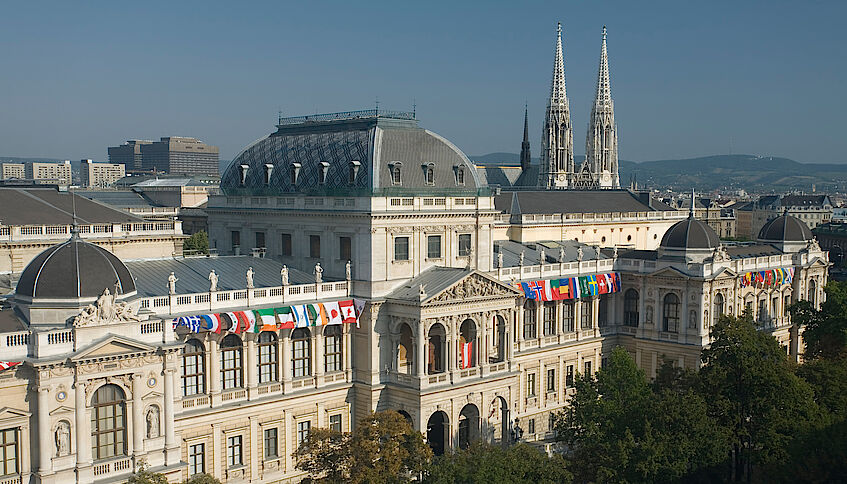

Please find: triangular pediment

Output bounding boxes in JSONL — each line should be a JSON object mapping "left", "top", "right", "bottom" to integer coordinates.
{"left": 0, "top": 407, "right": 31, "bottom": 421}
{"left": 427, "top": 271, "right": 522, "bottom": 304}
{"left": 71, "top": 335, "right": 156, "bottom": 362}
{"left": 648, "top": 266, "right": 694, "bottom": 279}
{"left": 143, "top": 391, "right": 163, "bottom": 401}
{"left": 49, "top": 406, "right": 75, "bottom": 416}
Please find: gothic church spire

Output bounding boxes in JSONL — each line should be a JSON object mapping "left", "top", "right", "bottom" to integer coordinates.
{"left": 540, "top": 22, "right": 574, "bottom": 189}
{"left": 582, "top": 26, "right": 619, "bottom": 189}
{"left": 520, "top": 104, "right": 531, "bottom": 170}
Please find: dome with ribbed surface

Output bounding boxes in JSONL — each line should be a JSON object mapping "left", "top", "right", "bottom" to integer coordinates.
{"left": 758, "top": 214, "right": 812, "bottom": 242}
{"left": 660, "top": 215, "right": 721, "bottom": 250}
{"left": 16, "top": 236, "right": 136, "bottom": 299}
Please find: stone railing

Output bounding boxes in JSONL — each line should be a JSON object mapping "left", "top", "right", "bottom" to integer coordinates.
{"left": 140, "top": 281, "right": 350, "bottom": 317}
{"left": 495, "top": 210, "right": 688, "bottom": 225}
{"left": 492, "top": 258, "right": 616, "bottom": 282}
{"left": 0, "top": 221, "right": 183, "bottom": 242}
{"left": 617, "top": 251, "right": 828, "bottom": 278}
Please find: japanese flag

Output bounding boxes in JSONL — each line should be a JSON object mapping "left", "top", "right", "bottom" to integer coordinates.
{"left": 324, "top": 301, "right": 344, "bottom": 325}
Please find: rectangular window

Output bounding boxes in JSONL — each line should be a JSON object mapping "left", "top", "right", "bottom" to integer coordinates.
{"left": 394, "top": 237, "right": 409, "bottom": 261}
{"left": 580, "top": 300, "right": 593, "bottom": 330}
{"left": 264, "top": 428, "right": 278, "bottom": 459}
{"left": 227, "top": 435, "right": 243, "bottom": 467}
{"left": 427, "top": 235, "right": 442, "bottom": 259}
{"left": 189, "top": 443, "right": 205, "bottom": 475}
{"left": 255, "top": 231, "right": 266, "bottom": 249}
{"left": 784, "top": 295, "right": 791, "bottom": 320}
{"left": 528, "top": 418, "right": 536, "bottom": 435}
{"left": 584, "top": 361, "right": 592, "bottom": 376}
{"left": 293, "top": 339, "right": 311, "bottom": 378}
{"left": 547, "top": 368, "right": 556, "bottom": 392}
{"left": 566, "top": 365, "right": 574, "bottom": 387}
{"left": 0, "top": 428, "right": 17, "bottom": 477}
{"left": 543, "top": 302, "right": 556, "bottom": 336}
{"left": 562, "top": 302, "right": 575, "bottom": 332}
{"left": 231, "top": 230, "right": 240, "bottom": 250}
{"left": 325, "top": 329, "right": 343, "bottom": 373}
{"left": 339, "top": 236, "right": 352, "bottom": 261}
{"left": 527, "top": 373, "right": 537, "bottom": 397}
{"left": 309, "top": 235, "right": 321, "bottom": 259}
{"left": 458, "top": 234, "right": 472, "bottom": 257}
{"left": 329, "top": 414, "right": 342, "bottom": 433}
{"left": 281, "top": 233, "right": 292, "bottom": 256}
{"left": 297, "top": 421, "right": 311, "bottom": 447}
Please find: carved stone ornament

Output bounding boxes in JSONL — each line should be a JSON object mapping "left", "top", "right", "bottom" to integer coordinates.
{"left": 808, "top": 238, "right": 821, "bottom": 252}
{"left": 712, "top": 245, "right": 730, "bottom": 262}
{"left": 430, "top": 274, "right": 515, "bottom": 303}
{"left": 55, "top": 420, "right": 71, "bottom": 457}
{"left": 73, "top": 289, "right": 141, "bottom": 327}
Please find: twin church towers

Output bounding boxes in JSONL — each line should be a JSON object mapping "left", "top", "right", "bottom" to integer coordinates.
{"left": 522, "top": 23, "right": 619, "bottom": 190}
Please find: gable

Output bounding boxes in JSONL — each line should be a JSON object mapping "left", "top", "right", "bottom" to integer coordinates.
{"left": 71, "top": 335, "right": 156, "bottom": 362}
{"left": 0, "top": 407, "right": 31, "bottom": 424}
{"left": 427, "top": 271, "right": 522, "bottom": 304}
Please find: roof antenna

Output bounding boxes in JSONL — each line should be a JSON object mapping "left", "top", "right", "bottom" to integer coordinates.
{"left": 412, "top": 99, "right": 416, "bottom": 119}
{"left": 689, "top": 188, "right": 695, "bottom": 218}
{"left": 375, "top": 97, "right": 380, "bottom": 115}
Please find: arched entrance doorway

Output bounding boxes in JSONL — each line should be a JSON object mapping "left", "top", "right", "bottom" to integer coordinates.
{"left": 491, "top": 396, "right": 509, "bottom": 445}
{"left": 458, "top": 404, "right": 480, "bottom": 449}
{"left": 397, "top": 410, "right": 413, "bottom": 427}
{"left": 426, "top": 411, "right": 449, "bottom": 456}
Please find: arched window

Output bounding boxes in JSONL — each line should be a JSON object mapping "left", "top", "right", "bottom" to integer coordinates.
{"left": 182, "top": 340, "right": 206, "bottom": 396}
{"left": 459, "top": 319, "right": 477, "bottom": 368}
{"left": 292, "top": 328, "right": 311, "bottom": 378}
{"left": 663, "top": 293, "right": 680, "bottom": 333}
{"left": 91, "top": 385, "right": 127, "bottom": 461}
{"left": 624, "top": 289, "right": 639, "bottom": 327}
{"left": 391, "top": 164, "right": 402, "bottom": 185}
{"left": 257, "top": 332, "right": 278, "bottom": 384}
{"left": 220, "top": 334, "right": 243, "bottom": 390}
{"left": 427, "top": 324, "right": 446, "bottom": 374}
{"left": 425, "top": 164, "right": 435, "bottom": 185}
{"left": 713, "top": 293, "right": 724, "bottom": 326}
{"left": 808, "top": 279, "right": 817, "bottom": 306}
{"left": 523, "top": 300, "right": 537, "bottom": 340}
{"left": 263, "top": 164, "right": 273, "bottom": 185}
{"left": 318, "top": 161, "right": 329, "bottom": 185}
{"left": 348, "top": 160, "right": 360, "bottom": 185}
{"left": 324, "top": 326, "right": 343, "bottom": 373}
{"left": 398, "top": 323, "right": 414, "bottom": 374}
{"left": 290, "top": 163, "right": 301, "bottom": 185}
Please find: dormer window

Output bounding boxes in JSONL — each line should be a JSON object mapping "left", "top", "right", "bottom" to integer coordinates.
{"left": 263, "top": 164, "right": 274, "bottom": 185}
{"left": 389, "top": 162, "right": 402, "bottom": 185}
{"left": 290, "top": 163, "right": 301, "bottom": 185}
{"left": 424, "top": 163, "right": 435, "bottom": 186}
{"left": 455, "top": 166, "right": 465, "bottom": 186}
{"left": 318, "top": 161, "right": 330, "bottom": 185}
{"left": 239, "top": 164, "right": 249, "bottom": 185}
{"left": 348, "top": 160, "right": 361, "bottom": 185}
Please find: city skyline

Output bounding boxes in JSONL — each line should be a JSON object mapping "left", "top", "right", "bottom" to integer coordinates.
{"left": 1, "top": 1, "right": 845, "bottom": 164}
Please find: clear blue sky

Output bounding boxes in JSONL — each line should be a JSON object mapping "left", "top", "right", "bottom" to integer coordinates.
{"left": 1, "top": 1, "right": 845, "bottom": 163}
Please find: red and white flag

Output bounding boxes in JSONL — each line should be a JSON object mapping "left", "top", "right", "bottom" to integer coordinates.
{"left": 339, "top": 300, "right": 357, "bottom": 325}
{"left": 460, "top": 342, "right": 473, "bottom": 369}
{"left": 0, "top": 362, "right": 20, "bottom": 372}
{"left": 224, "top": 312, "right": 242, "bottom": 333}
{"left": 323, "top": 301, "right": 344, "bottom": 325}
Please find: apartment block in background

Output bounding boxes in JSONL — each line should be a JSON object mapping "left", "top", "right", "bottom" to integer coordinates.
{"left": 25, "top": 161, "right": 72, "bottom": 185}
{"left": 140, "top": 137, "right": 219, "bottom": 175}
{"left": 79, "top": 159, "right": 126, "bottom": 187}
{"left": 108, "top": 140, "right": 152, "bottom": 171}
{"left": 1, "top": 163, "right": 25, "bottom": 180}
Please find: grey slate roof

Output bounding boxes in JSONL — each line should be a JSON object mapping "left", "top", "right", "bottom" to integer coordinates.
{"left": 474, "top": 166, "right": 523, "bottom": 188}
{"left": 724, "top": 244, "right": 783, "bottom": 259}
{"left": 660, "top": 216, "right": 720, "bottom": 250}
{"left": 387, "top": 267, "right": 471, "bottom": 302}
{"left": 0, "top": 188, "right": 142, "bottom": 225}
{"left": 495, "top": 239, "right": 606, "bottom": 268}
{"left": 494, "top": 190, "right": 670, "bottom": 215}
{"left": 758, "top": 215, "right": 812, "bottom": 242}
{"left": 220, "top": 114, "right": 481, "bottom": 195}
{"left": 76, "top": 190, "right": 159, "bottom": 208}
{"left": 125, "top": 256, "right": 316, "bottom": 297}
{"left": 16, "top": 237, "right": 136, "bottom": 298}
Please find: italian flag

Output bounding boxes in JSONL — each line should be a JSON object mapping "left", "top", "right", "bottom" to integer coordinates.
{"left": 254, "top": 309, "right": 277, "bottom": 332}
{"left": 308, "top": 303, "right": 329, "bottom": 326}
{"left": 276, "top": 307, "right": 296, "bottom": 329}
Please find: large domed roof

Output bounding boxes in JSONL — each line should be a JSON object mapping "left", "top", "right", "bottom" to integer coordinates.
{"left": 16, "top": 236, "right": 136, "bottom": 299}
{"left": 660, "top": 215, "right": 720, "bottom": 250}
{"left": 758, "top": 214, "right": 812, "bottom": 242}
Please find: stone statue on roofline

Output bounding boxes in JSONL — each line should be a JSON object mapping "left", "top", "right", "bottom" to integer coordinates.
{"left": 167, "top": 272, "right": 178, "bottom": 295}
{"left": 246, "top": 266, "right": 255, "bottom": 289}
{"left": 314, "top": 262, "right": 323, "bottom": 283}
{"left": 208, "top": 270, "right": 218, "bottom": 292}
{"left": 280, "top": 265, "right": 289, "bottom": 286}
{"left": 346, "top": 260, "right": 352, "bottom": 281}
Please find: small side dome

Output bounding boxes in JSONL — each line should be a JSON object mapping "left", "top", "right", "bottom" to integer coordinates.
{"left": 758, "top": 214, "right": 812, "bottom": 243}
{"left": 660, "top": 216, "right": 720, "bottom": 250}
{"left": 16, "top": 237, "right": 136, "bottom": 299}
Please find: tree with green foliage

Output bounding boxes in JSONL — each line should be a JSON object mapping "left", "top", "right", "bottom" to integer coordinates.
{"left": 789, "top": 280, "right": 847, "bottom": 360}
{"left": 554, "top": 347, "right": 722, "bottom": 483}
{"left": 295, "top": 410, "right": 432, "bottom": 483}
{"left": 699, "top": 313, "right": 819, "bottom": 482}
{"left": 182, "top": 474, "right": 222, "bottom": 484}
{"left": 183, "top": 231, "right": 209, "bottom": 255}
{"left": 128, "top": 461, "right": 168, "bottom": 484}
{"left": 423, "top": 442, "right": 572, "bottom": 484}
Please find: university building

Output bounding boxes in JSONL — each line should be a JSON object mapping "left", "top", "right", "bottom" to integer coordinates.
{"left": 0, "top": 25, "right": 831, "bottom": 484}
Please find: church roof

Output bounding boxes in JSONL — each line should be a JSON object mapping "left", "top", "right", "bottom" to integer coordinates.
{"left": 16, "top": 236, "right": 136, "bottom": 299}
{"left": 220, "top": 111, "right": 482, "bottom": 196}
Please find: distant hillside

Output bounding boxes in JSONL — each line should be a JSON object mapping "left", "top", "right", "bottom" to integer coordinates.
{"left": 471, "top": 153, "right": 847, "bottom": 191}
{"left": 0, "top": 156, "right": 67, "bottom": 164}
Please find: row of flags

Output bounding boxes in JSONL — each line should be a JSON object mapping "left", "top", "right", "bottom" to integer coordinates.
{"left": 519, "top": 273, "right": 621, "bottom": 301}
{"left": 0, "top": 362, "right": 20, "bottom": 372}
{"left": 173, "top": 299, "right": 366, "bottom": 334}
{"left": 740, "top": 268, "right": 794, "bottom": 288}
